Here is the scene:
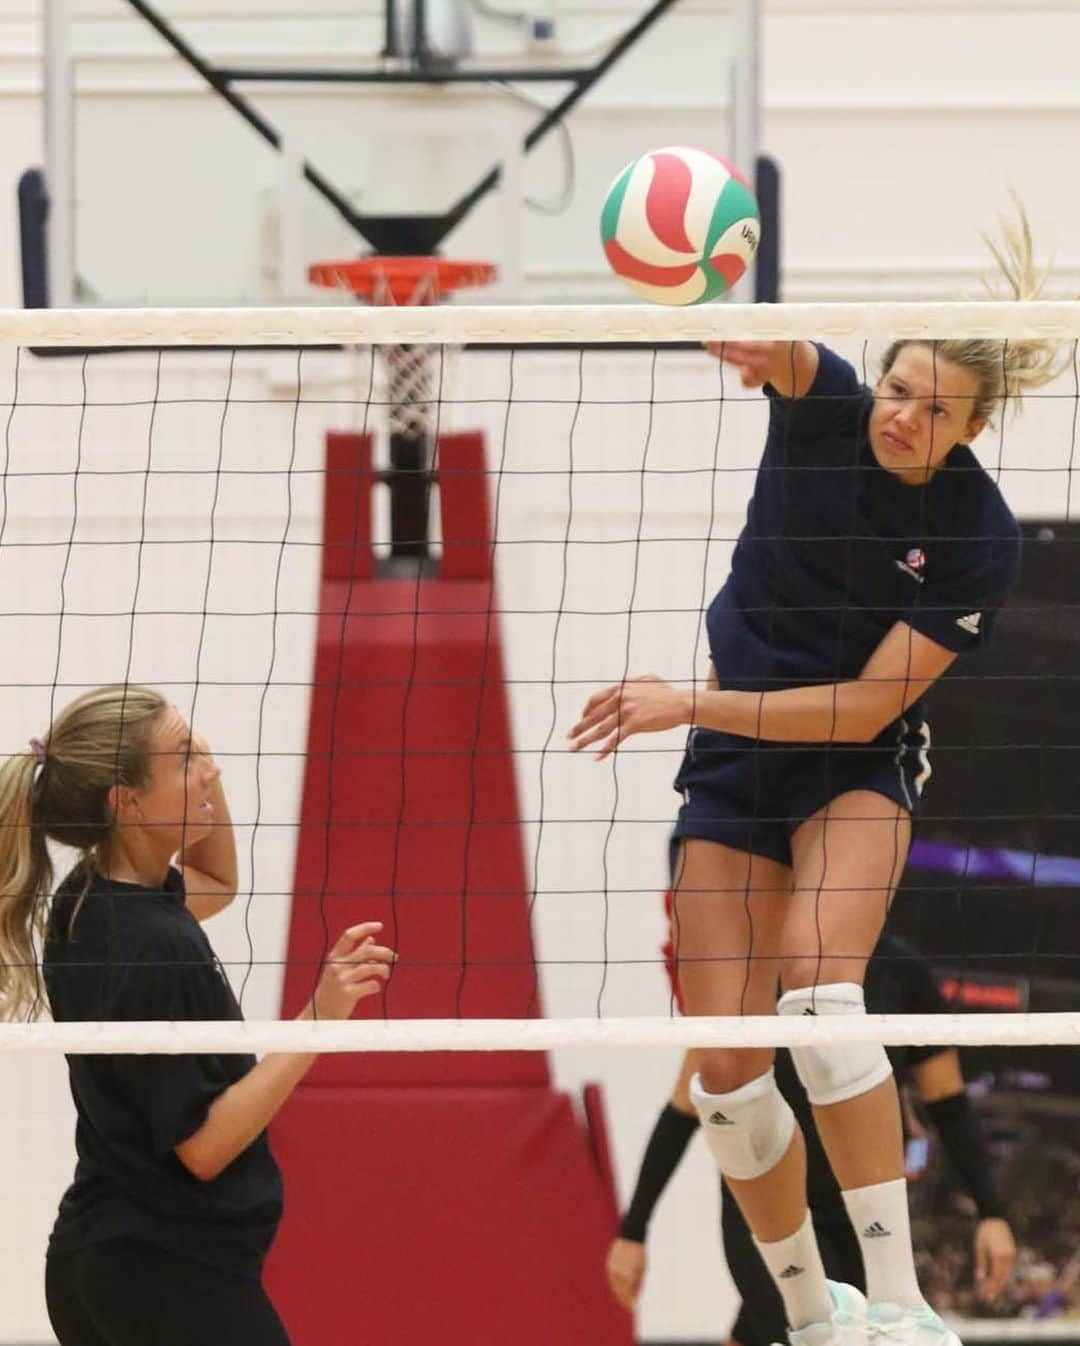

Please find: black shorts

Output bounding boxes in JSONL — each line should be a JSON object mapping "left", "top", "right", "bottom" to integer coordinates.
{"left": 46, "top": 1240, "right": 290, "bottom": 1346}
{"left": 672, "top": 718, "right": 930, "bottom": 869}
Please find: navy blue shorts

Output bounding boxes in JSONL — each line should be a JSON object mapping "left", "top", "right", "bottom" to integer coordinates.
{"left": 672, "top": 718, "right": 931, "bottom": 869}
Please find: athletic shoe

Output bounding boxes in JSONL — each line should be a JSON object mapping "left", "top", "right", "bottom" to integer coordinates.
{"left": 866, "top": 1301, "right": 962, "bottom": 1346}
{"left": 787, "top": 1281, "right": 869, "bottom": 1346}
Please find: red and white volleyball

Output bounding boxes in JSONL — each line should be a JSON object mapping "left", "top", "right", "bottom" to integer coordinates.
{"left": 601, "top": 147, "right": 760, "bottom": 306}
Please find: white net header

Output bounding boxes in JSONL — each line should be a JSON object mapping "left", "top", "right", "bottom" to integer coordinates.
{"left": 2, "top": 1012, "right": 1078, "bottom": 1055}
{"left": 5, "top": 301, "right": 1080, "bottom": 348}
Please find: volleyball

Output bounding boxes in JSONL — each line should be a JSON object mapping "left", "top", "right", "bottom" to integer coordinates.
{"left": 601, "top": 146, "right": 760, "bottom": 305}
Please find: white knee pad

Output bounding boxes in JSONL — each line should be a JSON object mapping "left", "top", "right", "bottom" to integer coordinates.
{"left": 689, "top": 1069, "right": 796, "bottom": 1181}
{"left": 776, "top": 982, "right": 893, "bottom": 1106}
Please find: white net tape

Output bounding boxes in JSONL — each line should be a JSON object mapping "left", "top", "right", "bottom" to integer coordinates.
{"left": 0, "top": 1012, "right": 1077, "bottom": 1055}
{"left": 5, "top": 300, "right": 1080, "bottom": 348}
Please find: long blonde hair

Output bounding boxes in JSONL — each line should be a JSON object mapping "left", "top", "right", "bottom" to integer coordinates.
{"left": 882, "top": 197, "right": 1070, "bottom": 426}
{"left": 0, "top": 685, "right": 165, "bottom": 1021}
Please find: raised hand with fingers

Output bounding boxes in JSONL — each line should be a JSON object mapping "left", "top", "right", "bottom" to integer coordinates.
{"left": 704, "top": 340, "right": 783, "bottom": 388}
{"left": 310, "top": 921, "right": 397, "bottom": 1021}
{"left": 704, "top": 338, "right": 819, "bottom": 399}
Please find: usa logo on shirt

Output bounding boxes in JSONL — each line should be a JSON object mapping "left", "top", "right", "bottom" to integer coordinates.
{"left": 895, "top": 548, "right": 926, "bottom": 583}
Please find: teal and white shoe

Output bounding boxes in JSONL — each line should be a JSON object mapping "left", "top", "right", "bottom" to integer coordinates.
{"left": 787, "top": 1282, "right": 869, "bottom": 1346}
{"left": 867, "top": 1302, "right": 962, "bottom": 1346}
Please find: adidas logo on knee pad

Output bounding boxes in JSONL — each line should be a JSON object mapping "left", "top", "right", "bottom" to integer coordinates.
{"left": 862, "top": 1221, "right": 892, "bottom": 1238}
{"left": 690, "top": 1069, "right": 796, "bottom": 1182}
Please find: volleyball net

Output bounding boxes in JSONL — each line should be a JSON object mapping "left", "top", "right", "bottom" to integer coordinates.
{"left": 2, "top": 301, "right": 1080, "bottom": 1057}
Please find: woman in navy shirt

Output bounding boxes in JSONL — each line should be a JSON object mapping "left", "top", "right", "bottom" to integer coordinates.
{"left": 0, "top": 684, "right": 394, "bottom": 1346}
{"left": 570, "top": 217, "right": 1061, "bottom": 1346}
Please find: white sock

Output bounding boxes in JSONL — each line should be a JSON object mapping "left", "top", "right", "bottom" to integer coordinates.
{"left": 754, "top": 1210, "right": 834, "bottom": 1329}
{"left": 842, "top": 1177, "right": 925, "bottom": 1309}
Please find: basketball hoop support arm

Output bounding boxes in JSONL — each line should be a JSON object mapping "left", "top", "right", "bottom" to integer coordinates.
{"left": 112, "top": 0, "right": 683, "bottom": 253}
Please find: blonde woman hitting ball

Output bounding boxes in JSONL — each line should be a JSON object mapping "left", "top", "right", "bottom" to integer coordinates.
{"left": 571, "top": 207, "right": 1060, "bottom": 1346}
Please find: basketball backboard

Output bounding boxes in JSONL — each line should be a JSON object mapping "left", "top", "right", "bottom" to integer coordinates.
{"left": 31, "top": 0, "right": 758, "bottom": 308}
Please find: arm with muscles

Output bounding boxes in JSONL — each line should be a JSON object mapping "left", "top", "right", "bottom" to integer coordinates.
{"left": 178, "top": 733, "right": 237, "bottom": 923}
{"left": 174, "top": 923, "right": 395, "bottom": 1182}
{"left": 606, "top": 1051, "right": 702, "bottom": 1311}
{"left": 571, "top": 622, "right": 956, "bottom": 759}
{"left": 910, "top": 1051, "right": 1016, "bottom": 1304}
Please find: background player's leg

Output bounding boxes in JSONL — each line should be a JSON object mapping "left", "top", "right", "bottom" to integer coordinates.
{"left": 813, "top": 1216, "right": 866, "bottom": 1295}
{"left": 720, "top": 1178, "right": 789, "bottom": 1346}
{"left": 784, "top": 792, "right": 925, "bottom": 1314}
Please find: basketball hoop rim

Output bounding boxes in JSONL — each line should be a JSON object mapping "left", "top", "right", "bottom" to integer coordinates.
{"left": 307, "top": 256, "right": 498, "bottom": 306}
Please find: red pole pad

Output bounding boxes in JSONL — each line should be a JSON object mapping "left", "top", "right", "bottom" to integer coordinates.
{"left": 322, "top": 431, "right": 374, "bottom": 580}
{"left": 438, "top": 432, "right": 491, "bottom": 580}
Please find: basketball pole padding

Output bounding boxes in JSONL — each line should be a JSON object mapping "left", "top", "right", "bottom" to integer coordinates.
{"left": 266, "top": 430, "right": 634, "bottom": 1345}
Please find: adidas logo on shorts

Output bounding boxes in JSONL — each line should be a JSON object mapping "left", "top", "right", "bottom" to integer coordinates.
{"left": 956, "top": 612, "right": 982, "bottom": 635}
{"left": 708, "top": 1110, "right": 734, "bottom": 1126}
{"left": 863, "top": 1221, "right": 892, "bottom": 1238}
{"left": 778, "top": 1264, "right": 804, "bottom": 1279}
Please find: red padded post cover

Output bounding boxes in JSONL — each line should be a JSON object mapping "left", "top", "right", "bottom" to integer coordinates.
{"left": 266, "top": 1088, "right": 633, "bottom": 1345}
{"left": 321, "top": 432, "right": 374, "bottom": 581}
{"left": 267, "top": 432, "right": 633, "bottom": 1346}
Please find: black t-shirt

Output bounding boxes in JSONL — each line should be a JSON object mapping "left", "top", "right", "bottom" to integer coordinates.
{"left": 43, "top": 866, "right": 283, "bottom": 1277}
{"left": 778, "top": 933, "right": 949, "bottom": 1216}
{"left": 707, "top": 344, "right": 1020, "bottom": 723}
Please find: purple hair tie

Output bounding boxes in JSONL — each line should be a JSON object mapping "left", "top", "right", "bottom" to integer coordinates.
{"left": 29, "top": 737, "right": 47, "bottom": 765}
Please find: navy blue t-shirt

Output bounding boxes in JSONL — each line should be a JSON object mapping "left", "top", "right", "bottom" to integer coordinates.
{"left": 43, "top": 866, "right": 283, "bottom": 1278}
{"left": 707, "top": 344, "right": 1020, "bottom": 716}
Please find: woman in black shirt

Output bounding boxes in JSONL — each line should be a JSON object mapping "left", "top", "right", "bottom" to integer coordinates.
{"left": 0, "top": 684, "right": 394, "bottom": 1346}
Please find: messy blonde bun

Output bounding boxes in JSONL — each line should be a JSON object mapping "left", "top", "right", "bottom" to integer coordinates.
{"left": 883, "top": 196, "right": 1071, "bottom": 425}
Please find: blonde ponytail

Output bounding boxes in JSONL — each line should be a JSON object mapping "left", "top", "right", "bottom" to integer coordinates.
{"left": 0, "top": 685, "right": 166, "bottom": 1022}
{"left": 0, "top": 751, "right": 53, "bottom": 1020}
{"left": 883, "top": 196, "right": 1071, "bottom": 425}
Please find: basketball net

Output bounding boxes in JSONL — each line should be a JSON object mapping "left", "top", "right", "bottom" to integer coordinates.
{"left": 308, "top": 257, "right": 498, "bottom": 440}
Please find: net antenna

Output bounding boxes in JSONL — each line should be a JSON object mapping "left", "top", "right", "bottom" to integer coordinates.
{"left": 308, "top": 256, "right": 497, "bottom": 564}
